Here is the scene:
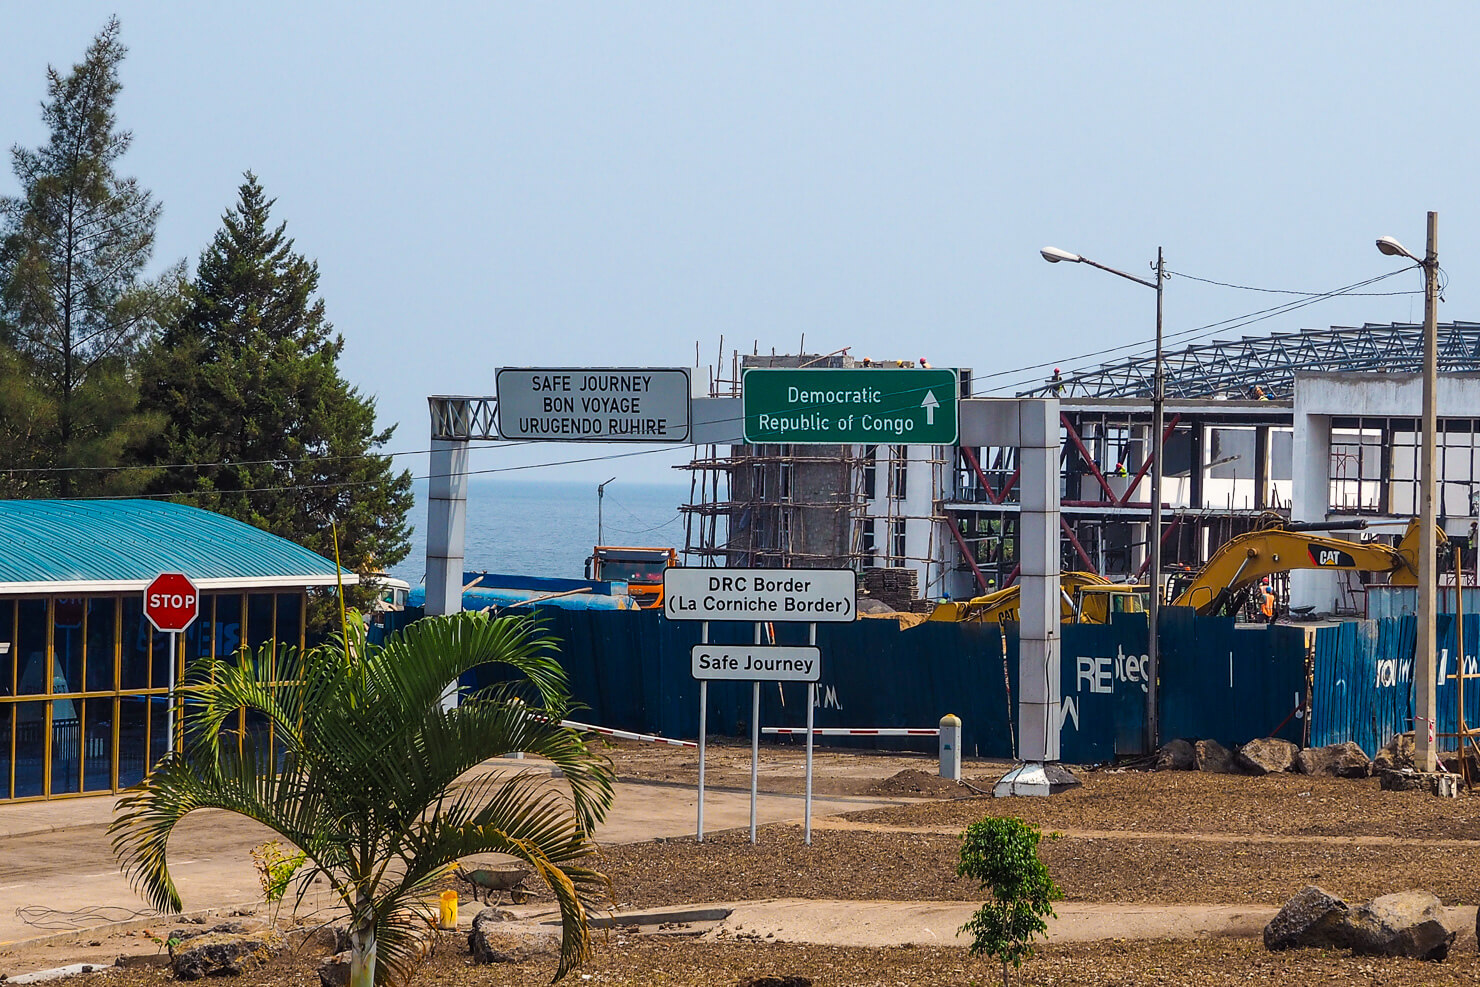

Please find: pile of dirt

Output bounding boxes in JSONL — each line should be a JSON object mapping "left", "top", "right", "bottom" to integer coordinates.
{"left": 863, "top": 768, "right": 969, "bottom": 798}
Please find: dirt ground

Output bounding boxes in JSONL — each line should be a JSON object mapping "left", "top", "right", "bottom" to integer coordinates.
{"left": 7, "top": 740, "right": 1480, "bottom": 986}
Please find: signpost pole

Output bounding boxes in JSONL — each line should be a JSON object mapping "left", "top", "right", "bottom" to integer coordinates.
{"left": 144, "top": 573, "right": 199, "bottom": 755}
{"left": 166, "top": 630, "right": 178, "bottom": 751}
{"left": 750, "top": 623, "right": 761, "bottom": 844}
{"left": 697, "top": 621, "right": 708, "bottom": 843}
{"left": 804, "top": 622, "right": 816, "bottom": 846}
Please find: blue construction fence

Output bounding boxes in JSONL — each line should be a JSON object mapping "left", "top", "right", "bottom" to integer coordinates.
{"left": 388, "top": 605, "right": 1308, "bottom": 763}
{"left": 1311, "top": 614, "right": 1480, "bottom": 756}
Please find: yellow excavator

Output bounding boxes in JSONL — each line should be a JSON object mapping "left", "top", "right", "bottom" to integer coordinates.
{"left": 927, "top": 571, "right": 1144, "bottom": 625}
{"left": 928, "top": 516, "right": 1441, "bottom": 624}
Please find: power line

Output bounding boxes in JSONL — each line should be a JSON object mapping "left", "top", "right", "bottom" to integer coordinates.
{"left": 971, "top": 267, "right": 1419, "bottom": 396}
{"left": 8, "top": 265, "right": 1429, "bottom": 495}
{"left": 0, "top": 440, "right": 521, "bottom": 475}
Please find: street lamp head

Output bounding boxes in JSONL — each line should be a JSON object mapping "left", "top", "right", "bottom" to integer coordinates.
{"left": 1375, "top": 235, "right": 1418, "bottom": 262}
{"left": 1040, "top": 246, "right": 1082, "bottom": 264}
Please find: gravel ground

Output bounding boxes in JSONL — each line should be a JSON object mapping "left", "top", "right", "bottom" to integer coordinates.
{"left": 82, "top": 928, "right": 1480, "bottom": 987}
{"left": 16, "top": 744, "right": 1480, "bottom": 986}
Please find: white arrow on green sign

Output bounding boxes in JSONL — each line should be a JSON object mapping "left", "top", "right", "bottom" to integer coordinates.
{"left": 742, "top": 367, "right": 959, "bottom": 445}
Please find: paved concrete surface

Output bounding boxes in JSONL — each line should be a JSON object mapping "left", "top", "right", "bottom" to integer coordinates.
{"left": 573, "top": 899, "right": 1479, "bottom": 948}
{"left": 0, "top": 761, "right": 908, "bottom": 947}
{"left": 711, "top": 899, "right": 1279, "bottom": 946}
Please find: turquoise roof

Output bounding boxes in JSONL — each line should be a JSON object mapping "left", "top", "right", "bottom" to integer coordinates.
{"left": 0, "top": 500, "right": 351, "bottom": 592}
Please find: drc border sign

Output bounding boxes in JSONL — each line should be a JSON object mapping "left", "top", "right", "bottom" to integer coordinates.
{"left": 742, "top": 367, "right": 958, "bottom": 445}
{"left": 663, "top": 568, "right": 856, "bottom": 622}
{"left": 496, "top": 367, "right": 691, "bottom": 442}
{"left": 692, "top": 645, "right": 821, "bottom": 681}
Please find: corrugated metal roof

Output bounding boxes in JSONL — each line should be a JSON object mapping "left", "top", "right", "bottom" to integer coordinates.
{"left": 0, "top": 500, "right": 354, "bottom": 593}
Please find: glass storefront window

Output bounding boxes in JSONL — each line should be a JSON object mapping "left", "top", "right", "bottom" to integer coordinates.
{"left": 16, "top": 600, "right": 46, "bottom": 696}
{"left": 81, "top": 697, "right": 115, "bottom": 792}
{"left": 0, "top": 600, "right": 15, "bottom": 698}
{"left": 0, "top": 702, "right": 11, "bottom": 800}
{"left": 213, "top": 595, "right": 245, "bottom": 662}
{"left": 14, "top": 700, "right": 45, "bottom": 799}
{"left": 51, "top": 687, "right": 81, "bottom": 795}
{"left": 277, "top": 594, "right": 303, "bottom": 651}
{"left": 86, "top": 599, "right": 117, "bottom": 692}
{"left": 117, "top": 695, "right": 150, "bottom": 789}
{"left": 1, "top": 588, "right": 314, "bottom": 801}
{"left": 149, "top": 624, "right": 172, "bottom": 692}
{"left": 247, "top": 594, "right": 275, "bottom": 654}
{"left": 148, "top": 695, "right": 170, "bottom": 769}
{"left": 120, "top": 604, "right": 148, "bottom": 691}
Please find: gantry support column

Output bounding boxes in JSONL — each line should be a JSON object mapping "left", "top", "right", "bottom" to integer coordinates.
{"left": 426, "top": 398, "right": 478, "bottom": 618}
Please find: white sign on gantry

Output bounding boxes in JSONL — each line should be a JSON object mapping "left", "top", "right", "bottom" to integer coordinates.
{"left": 495, "top": 367, "right": 691, "bottom": 442}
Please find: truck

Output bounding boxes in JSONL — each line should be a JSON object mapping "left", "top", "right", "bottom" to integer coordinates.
{"left": 927, "top": 517, "right": 1442, "bottom": 624}
{"left": 584, "top": 546, "right": 679, "bottom": 609}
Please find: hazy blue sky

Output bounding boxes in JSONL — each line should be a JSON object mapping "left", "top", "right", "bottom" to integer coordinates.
{"left": 2, "top": 4, "right": 1472, "bottom": 488}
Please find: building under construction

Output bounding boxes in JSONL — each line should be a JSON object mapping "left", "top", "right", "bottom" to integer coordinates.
{"left": 681, "top": 323, "right": 1480, "bottom": 615}
{"left": 680, "top": 350, "right": 958, "bottom": 607}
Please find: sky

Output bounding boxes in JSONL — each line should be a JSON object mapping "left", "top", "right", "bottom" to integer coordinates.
{"left": 1, "top": 4, "right": 1473, "bottom": 491}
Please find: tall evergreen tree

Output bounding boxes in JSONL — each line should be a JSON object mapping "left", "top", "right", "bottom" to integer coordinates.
{"left": 0, "top": 17, "right": 172, "bottom": 496}
{"left": 139, "top": 173, "right": 413, "bottom": 618}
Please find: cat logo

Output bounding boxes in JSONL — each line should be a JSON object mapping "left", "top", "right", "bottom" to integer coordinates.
{"left": 1308, "top": 547, "right": 1355, "bottom": 567}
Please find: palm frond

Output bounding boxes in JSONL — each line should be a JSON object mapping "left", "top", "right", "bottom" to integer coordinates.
{"left": 109, "top": 610, "right": 611, "bottom": 986}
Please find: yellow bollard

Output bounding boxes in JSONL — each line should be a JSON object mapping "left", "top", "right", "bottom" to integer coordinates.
{"left": 439, "top": 890, "right": 458, "bottom": 930}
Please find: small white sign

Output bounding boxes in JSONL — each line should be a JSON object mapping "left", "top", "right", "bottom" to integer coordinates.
{"left": 664, "top": 568, "right": 856, "bottom": 622}
{"left": 496, "top": 367, "right": 691, "bottom": 442}
{"left": 691, "top": 645, "right": 822, "bottom": 681}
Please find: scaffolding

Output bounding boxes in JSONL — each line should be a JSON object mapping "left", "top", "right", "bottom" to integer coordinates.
{"left": 680, "top": 343, "right": 951, "bottom": 602}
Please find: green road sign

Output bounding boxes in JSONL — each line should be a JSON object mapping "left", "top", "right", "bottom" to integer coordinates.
{"left": 742, "top": 368, "right": 959, "bottom": 445}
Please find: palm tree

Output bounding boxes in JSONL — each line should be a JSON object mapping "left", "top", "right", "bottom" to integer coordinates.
{"left": 110, "top": 611, "right": 615, "bottom": 987}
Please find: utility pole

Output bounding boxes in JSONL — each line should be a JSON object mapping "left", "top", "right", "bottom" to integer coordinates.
{"left": 598, "top": 476, "right": 617, "bottom": 545}
{"left": 1417, "top": 212, "right": 1440, "bottom": 772}
{"left": 1149, "top": 246, "right": 1165, "bottom": 752}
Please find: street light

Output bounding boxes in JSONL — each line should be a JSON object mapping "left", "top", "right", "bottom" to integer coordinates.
{"left": 597, "top": 476, "right": 617, "bottom": 545}
{"left": 1376, "top": 213, "right": 1440, "bottom": 773}
{"left": 1043, "top": 244, "right": 1167, "bottom": 752}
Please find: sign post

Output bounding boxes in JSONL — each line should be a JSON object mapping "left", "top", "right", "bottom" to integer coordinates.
{"left": 666, "top": 567, "right": 853, "bottom": 844}
{"left": 144, "top": 573, "right": 200, "bottom": 752}
{"left": 742, "top": 367, "right": 959, "bottom": 445}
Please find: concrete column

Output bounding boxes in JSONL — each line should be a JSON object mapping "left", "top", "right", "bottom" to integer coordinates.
{"left": 426, "top": 437, "right": 469, "bottom": 618}
{"left": 1015, "top": 397, "right": 1061, "bottom": 763}
{"left": 994, "top": 399, "right": 1077, "bottom": 796}
{"left": 1291, "top": 398, "right": 1334, "bottom": 612}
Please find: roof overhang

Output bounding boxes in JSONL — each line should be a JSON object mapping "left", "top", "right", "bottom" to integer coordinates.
{"left": 0, "top": 573, "right": 358, "bottom": 596}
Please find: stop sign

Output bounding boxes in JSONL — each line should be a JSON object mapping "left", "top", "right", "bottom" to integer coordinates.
{"left": 144, "top": 572, "right": 200, "bottom": 633}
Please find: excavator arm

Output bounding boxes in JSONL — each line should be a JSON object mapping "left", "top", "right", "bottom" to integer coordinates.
{"left": 1169, "top": 517, "right": 1440, "bottom": 616}
{"left": 926, "top": 571, "right": 1113, "bottom": 624}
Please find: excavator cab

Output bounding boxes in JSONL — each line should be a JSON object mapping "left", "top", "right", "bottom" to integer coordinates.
{"left": 1071, "top": 585, "right": 1146, "bottom": 623}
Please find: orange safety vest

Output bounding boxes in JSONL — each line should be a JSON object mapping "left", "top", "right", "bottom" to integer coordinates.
{"left": 1261, "top": 588, "right": 1275, "bottom": 617}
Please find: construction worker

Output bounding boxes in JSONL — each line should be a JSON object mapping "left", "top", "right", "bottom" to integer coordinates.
{"left": 1049, "top": 368, "right": 1064, "bottom": 396}
{"left": 1261, "top": 579, "right": 1277, "bottom": 626}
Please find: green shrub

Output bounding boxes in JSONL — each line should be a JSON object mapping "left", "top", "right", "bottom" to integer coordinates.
{"left": 957, "top": 815, "right": 1062, "bottom": 987}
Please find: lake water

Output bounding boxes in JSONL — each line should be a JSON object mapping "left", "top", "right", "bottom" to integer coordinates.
{"left": 391, "top": 479, "right": 692, "bottom": 586}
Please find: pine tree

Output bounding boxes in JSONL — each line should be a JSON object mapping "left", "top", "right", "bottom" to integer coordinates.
{"left": 0, "top": 17, "right": 173, "bottom": 496}
{"left": 139, "top": 173, "right": 413, "bottom": 620}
